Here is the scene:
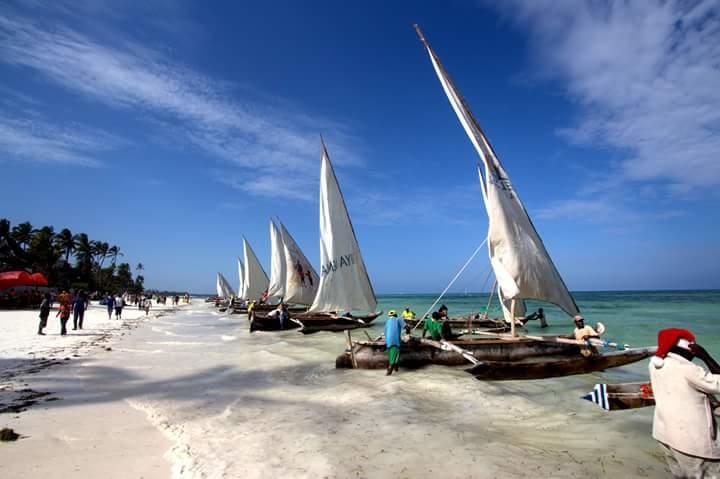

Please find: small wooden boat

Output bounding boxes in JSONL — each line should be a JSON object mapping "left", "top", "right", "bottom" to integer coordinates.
{"left": 250, "top": 311, "right": 380, "bottom": 333}
{"left": 583, "top": 381, "right": 720, "bottom": 412}
{"left": 233, "top": 303, "right": 307, "bottom": 315}
{"left": 336, "top": 336, "right": 581, "bottom": 369}
{"left": 583, "top": 382, "right": 655, "bottom": 411}
{"left": 464, "top": 347, "right": 655, "bottom": 380}
{"left": 294, "top": 311, "right": 381, "bottom": 334}
{"left": 249, "top": 311, "right": 302, "bottom": 332}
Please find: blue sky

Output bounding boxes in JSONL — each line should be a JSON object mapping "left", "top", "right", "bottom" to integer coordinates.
{"left": 1, "top": 0, "right": 719, "bottom": 294}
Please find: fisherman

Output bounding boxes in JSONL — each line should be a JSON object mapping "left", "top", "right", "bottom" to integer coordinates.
{"left": 267, "top": 303, "right": 289, "bottom": 329}
{"left": 401, "top": 306, "right": 416, "bottom": 320}
{"left": 247, "top": 300, "right": 256, "bottom": 317}
{"left": 522, "top": 308, "right": 548, "bottom": 328}
{"left": 422, "top": 312, "right": 443, "bottom": 341}
{"left": 573, "top": 315, "right": 599, "bottom": 341}
{"left": 384, "top": 310, "right": 407, "bottom": 376}
{"left": 435, "top": 305, "right": 456, "bottom": 339}
{"left": 649, "top": 328, "right": 720, "bottom": 477}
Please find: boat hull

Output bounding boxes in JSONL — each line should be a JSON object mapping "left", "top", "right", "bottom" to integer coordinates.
{"left": 294, "top": 312, "right": 382, "bottom": 334}
{"left": 405, "top": 316, "right": 508, "bottom": 330}
{"left": 465, "top": 347, "right": 655, "bottom": 380}
{"left": 232, "top": 303, "right": 307, "bottom": 315}
{"left": 249, "top": 312, "right": 302, "bottom": 332}
{"left": 335, "top": 337, "right": 580, "bottom": 369}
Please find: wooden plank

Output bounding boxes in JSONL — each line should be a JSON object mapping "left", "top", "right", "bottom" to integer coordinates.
{"left": 420, "top": 338, "right": 480, "bottom": 365}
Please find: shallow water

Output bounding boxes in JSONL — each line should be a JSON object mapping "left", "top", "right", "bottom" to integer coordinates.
{"left": 116, "top": 291, "right": 720, "bottom": 478}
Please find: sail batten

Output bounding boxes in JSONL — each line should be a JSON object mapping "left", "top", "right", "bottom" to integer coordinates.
{"left": 267, "top": 221, "right": 286, "bottom": 299}
{"left": 309, "top": 141, "right": 377, "bottom": 314}
{"left": 241, "top": 238, "right": 270, "bottom": 301}
{"left": 416, "top": 25, "right": 579, "bottom": 320}
{"left": 279, "top": 222, "right": 319, "bottom": 306}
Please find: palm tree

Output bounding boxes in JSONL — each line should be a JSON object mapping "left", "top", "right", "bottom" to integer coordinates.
{"left": 0, "top": 218, "right": 10, "bottom": 240}
{"left": 136, "top": 263, "right": 144, "bottom": 273}
{"left": 93, "top": 241, "right": 110, "bottom": 268}
{"left": 108, "top": 245, "right": 122, "bottom": 265}
{"left": 28, "top": 226, "right": 58, "bottom": 274}
{"left": 54, "top": 228, "right": 75, "bottom": 263}
{"left": 74, "top": 233, "right": 94, "bottom": 278}
{"left": 11, "top": 222, "right": 34, "bottom": 251}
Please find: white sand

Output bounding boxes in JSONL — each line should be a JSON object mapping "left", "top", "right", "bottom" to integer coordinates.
{"left": 0, "top": 302, "right": 180, "bottom": 478}
{"left": 1, "top": 302, "right": 670, "bottom": 478}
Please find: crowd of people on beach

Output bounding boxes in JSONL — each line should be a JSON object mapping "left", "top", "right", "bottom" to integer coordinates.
{"left": 28, "top": 289, "right": 191, "bottom": 336}
{"left": 0, "top": 288, "right": 47, "bottom": 309}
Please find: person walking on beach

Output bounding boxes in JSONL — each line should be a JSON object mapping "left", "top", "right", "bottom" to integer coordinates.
{"left": 56, "top": 301, "right": 71, "bottom": 335}
{"left": 38, "top": 293, "right": 51, "bottom": 335}
{"left": 384, "top": 310, "right": 407, "bottom": 376}
{"left": 144, "top": 297, "right": 151, "bottom": 316}
{"left": 105, "top": 293, "right": 115, "bottom": 320}
{"left": 649, "top": 328, "right": 720, "bottom": 477}
{"left": 114, "top": 294, "right": 124, "bottom": 320}
{"left": 72, "top": 290, "right": 87, "bottom": 330}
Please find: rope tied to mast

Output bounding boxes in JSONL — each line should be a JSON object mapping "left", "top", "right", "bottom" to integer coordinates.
{"left": 411, "top": 238, "right": 488, "bottom": 331}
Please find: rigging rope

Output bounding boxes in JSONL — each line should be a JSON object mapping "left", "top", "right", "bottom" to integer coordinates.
{"left": 411, "top": 238, "right": 488, "bottom": 331}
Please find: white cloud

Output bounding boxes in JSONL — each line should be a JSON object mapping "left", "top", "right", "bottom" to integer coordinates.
{"left": 0, "top": 116, "right": 121, "bottom": 166}
{"left": 489, "top": 0, "right": 720, "bottom": 218}
{"left": 0, "top": 11, "right": 361, "bottom": 193}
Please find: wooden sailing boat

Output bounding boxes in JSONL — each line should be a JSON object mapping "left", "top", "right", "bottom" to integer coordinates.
{"left": 249, "top": 220, "right": 316, "bottom": 331}
{"left": 288, "top": 139, "right": 381, "bottom": 334}
{"left": 215, "top": 272, "right": 234, "bottom": 311}
{"left": 337, "top": 26, "right": 653, "bottom": 377}
{"left": 240, "top": 238, "right": 270, "bottom": 303}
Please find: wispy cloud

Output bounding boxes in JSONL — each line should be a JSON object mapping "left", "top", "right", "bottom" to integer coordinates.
{"left": 489, "top": 0, "right": 720, "bottom": 219}
{"left": 0, "top": 115, "right": 122, "bottom": 166}
{"left": 0, "top": 9, "right": 361, "bottom": 196}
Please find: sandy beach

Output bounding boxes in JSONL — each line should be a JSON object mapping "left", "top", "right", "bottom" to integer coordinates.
{"left": 0, "top": 300, "right": 671, "bottom": 478}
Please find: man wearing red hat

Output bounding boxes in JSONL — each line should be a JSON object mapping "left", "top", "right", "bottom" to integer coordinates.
{"left": 650, "top": 328, "right": 720, "bottom": 477}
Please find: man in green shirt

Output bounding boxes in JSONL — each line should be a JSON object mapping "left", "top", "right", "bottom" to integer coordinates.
{"left": 422, "top": 312, "right": 443, "bottom": 340}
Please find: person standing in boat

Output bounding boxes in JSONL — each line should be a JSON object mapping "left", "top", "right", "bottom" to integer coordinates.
{"left": 573, "top": 316, "right": 599, "bottom": 341}
{"left": 649, "top": 328, "right": 720, "bottom": 477}
{"left": 384, "top": 310, "right": 407, "bottom": 376}
{"left": 402, "top": 306, "right": 416, "bottom": 320}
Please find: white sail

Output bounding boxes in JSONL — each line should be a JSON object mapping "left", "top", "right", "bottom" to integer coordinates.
{"left": 216, "top": 273, "right": 224, "bottom": 298}
{"left": 309, "top": 141, "right": 377, "bottom": 313}
{"left": 266, "top": 221, "right": 286, "bottom": 300}
{"left": 416, "top": 26, "right": 579, "bottom": 321}
{"left": 241, "top": 238, "right": 270, "bottom": 301}
{"left": 237, "top": 257, "right": 245, "bottom": 299}
{"left": 279, "top": 221, "right": 319, "bottom": 305}
{"left": 217, "top": 272, "right": 234, "bottom": 299}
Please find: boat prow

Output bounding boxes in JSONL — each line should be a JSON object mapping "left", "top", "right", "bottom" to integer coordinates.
{"left": 464, "top": 347, "right": 657, "bottom": 381}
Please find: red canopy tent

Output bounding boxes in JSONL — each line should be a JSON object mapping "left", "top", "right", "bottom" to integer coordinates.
{"left": 0, "top": 271, "right": 48, "bottom": 290}
{"left": 30, "top": 272, "right": 49, "bottom": 286}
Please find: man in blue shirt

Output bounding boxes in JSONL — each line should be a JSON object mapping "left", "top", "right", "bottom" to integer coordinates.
{"left": 384, "top": 310, "right": 407, "bottom": 376}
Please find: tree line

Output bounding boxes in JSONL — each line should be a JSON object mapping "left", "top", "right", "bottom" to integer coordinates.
{"left": 0, "top": 218, "right": 144, "bottom": 293}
